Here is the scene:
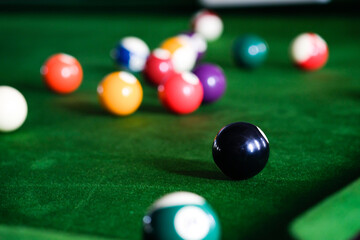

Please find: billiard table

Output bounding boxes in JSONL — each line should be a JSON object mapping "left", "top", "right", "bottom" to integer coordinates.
{"left": 0, "top": 3, "right": 359, "bottom": 240}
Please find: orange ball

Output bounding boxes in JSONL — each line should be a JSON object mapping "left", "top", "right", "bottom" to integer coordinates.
{"left": 97, "top": 71, "right": 143, "bottom": 116}
{"left": 41, "top": 53, "right": 83, "bottom": 94}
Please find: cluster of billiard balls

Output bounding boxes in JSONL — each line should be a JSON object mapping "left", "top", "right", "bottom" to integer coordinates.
{"left": 110, "top": 10, "right": 227, "bottom": 115}
{"left": 0, "top": 10, "right": 329, "bottom": 131}
{"left": 0, "top": 9, "right": 328, "bottom": 240}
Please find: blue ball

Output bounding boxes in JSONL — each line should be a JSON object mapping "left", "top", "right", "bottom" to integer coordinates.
{"left": 112, "top": 36, "right": 150, "bottom": 72}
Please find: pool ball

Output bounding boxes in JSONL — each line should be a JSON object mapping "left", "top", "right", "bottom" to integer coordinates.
{"left": 41, "top": 53, "right": 83, "bottom": 94}
{"left": 180, "top": 32, "right": 207, "bottom": 61}
{"left": 97, "top": 71, "right": 143, "bottom": 116}
{"left": 193, "top": 63, "right": 226, "bottom": 103}
{"left": 290, "top": 33, "right": 329, "bottom": 71}
{"left": 158, "top": 72, "right": 203, "bottom": 115}
{"left": 112, "top": 36, "right": 150, "bottom": 72}
{"left": 160, "top": 36, "right": 197, "bottom": 72}
{"left": 212, "top": 122, "right": 269, "bottom": 180}
{"left": 143, "top": 48, "right": 175, "bottom": 86}
{"left": 191, "top": 10, "right": 223, "bottom": 41}
{"left": 0, "top": 86, "right": 27, "bottom": 132}
{"left": 233, "top": 34, "right": 268, "bottom": 69}
{"left": 143, "top": 191, "right": 221, "bottom": 240}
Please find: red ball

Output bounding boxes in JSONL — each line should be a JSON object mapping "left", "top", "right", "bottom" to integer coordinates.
{"left": 143, "top": 49, "right": 175, "bottom": 86}
{"left": 41, "top": 53, "right": 83, "bottom": 94}
{"left": 290, "top": 33, "right": 329, "bottom": 71}
{"left": 158, "top": 72, "right": 203, "bottom": 114}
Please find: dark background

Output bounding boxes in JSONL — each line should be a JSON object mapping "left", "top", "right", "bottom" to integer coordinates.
{"left": 0, "top": 0, "right": 357, "bottom": 10}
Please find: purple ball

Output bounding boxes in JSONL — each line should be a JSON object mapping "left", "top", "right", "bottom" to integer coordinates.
{"left": 193, "top": 63, "right": 226, "bottom": 103}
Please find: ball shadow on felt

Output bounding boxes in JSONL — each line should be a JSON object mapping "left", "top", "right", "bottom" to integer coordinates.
{"left": 149, "top": 157, "right": 228, "bottom": 180}
{"left": 55, "top": 96, "right": 105, "bottom": 116}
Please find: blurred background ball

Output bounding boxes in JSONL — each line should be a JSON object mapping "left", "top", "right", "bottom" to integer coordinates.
{"left": 143, "top": 191, "right": 221, "bottom": 240}
{"left": 112, "top": 36, "right": 150, "bottom": 72}
{"left": 160, "top": 36, "right": 197, "bottom": 72}
{"left": 41, "top": 53, "right": 83, "bottom": 94}
{"left": 233, "top": 34, "right": 268, "bottom": 69}
{"left": 193, "top": 63, "right": 226, "bottom": 103}
{"left": 143, "top": 48, "right": 175, "bottom": 86}
{"left": 180, "top": 32, "right": 207, "bottom": 61}
{"left": 0, "top": 86, "right": 28, "bottom": 132}
{"left": 191, "top": 10, "right": 223, "bottom": 41}
{"left": 290, "top": 32, "right": 328, "bottom": 71}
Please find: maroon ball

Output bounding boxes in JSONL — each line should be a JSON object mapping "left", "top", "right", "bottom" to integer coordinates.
{"left": 193, "top": 63, "right": 226, "bottom": 103}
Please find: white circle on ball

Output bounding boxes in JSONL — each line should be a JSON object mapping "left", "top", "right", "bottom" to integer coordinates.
{"left": 119, "top": 71, "right": 137, "bottom": 84}
{"left": 122, "top": 36, "right": 150, "bottom": 71}
{"left": 153, "top": 48, "right": 171, "bottom": 60}
{"left": 174, "top": 206, "right": 210, "bottom": 240}
{"left": 182, "top": 72, "right": 199, "bottom": 85}
{"left": 0, "top": 86, "right": 28, "bottom": 132}
{"left": 59, "top": 53, "right": 76, "bottom": 64}
{"left": 122, "top": 36, "right": 150, "bottom": 57}
{"left": 151, "top": 192, "right": 205, "bottom": 211}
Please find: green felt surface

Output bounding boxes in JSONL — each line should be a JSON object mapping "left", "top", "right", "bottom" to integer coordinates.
{"left": 0, "top": 10, "right": 360, "bottom": 240}
{"left": 290, "top": 178, "right": 360, "bottom": 240}
{"left": 0, "top": 225, "right": 114, "bottom": 240}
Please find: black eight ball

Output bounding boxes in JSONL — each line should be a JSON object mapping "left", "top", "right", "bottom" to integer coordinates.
{"left": 212, "top": 122, "right": 270, "bottom": 180}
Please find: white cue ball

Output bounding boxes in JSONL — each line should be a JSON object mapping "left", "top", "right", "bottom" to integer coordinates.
{"left": 192, "top": 10, "right": 223, "bottom": 42}
{"left": 0, "top": 86, "right": 28, "bottom": 132}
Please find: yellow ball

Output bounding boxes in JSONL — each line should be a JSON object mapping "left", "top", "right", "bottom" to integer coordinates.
{"left": 97, "top": 71, "right": 143, "bottom": 116}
